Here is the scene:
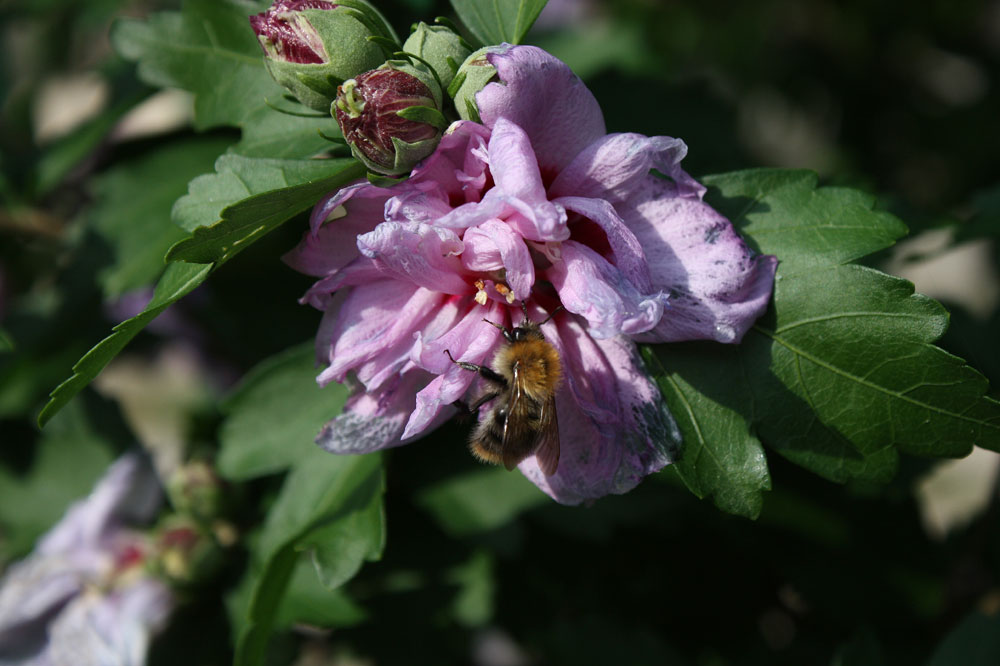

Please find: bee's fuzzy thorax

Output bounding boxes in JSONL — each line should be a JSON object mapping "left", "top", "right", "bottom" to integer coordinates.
{"left": 492, "top": 337, "right": 562, "bottom": 401}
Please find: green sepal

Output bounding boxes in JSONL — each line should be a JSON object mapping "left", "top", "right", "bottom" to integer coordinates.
{"left": 402, "top": 22, "right": 472, "bottom": 89}
{"left": 453, "top": 45, "right": 507, "bottom": 122}
{"left": 397, "top": 105, "right": 449, "bottom": 130}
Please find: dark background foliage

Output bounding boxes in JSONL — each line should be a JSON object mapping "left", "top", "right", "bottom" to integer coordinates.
{"left": 1, "top": 0, "right": 999, "bottom": 664}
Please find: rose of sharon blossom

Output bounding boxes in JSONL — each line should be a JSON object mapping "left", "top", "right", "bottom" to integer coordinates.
{"left": 285, "top": 45, "right": 777, "bottom": 504}
{"left": 0, "top": 454, "right": 172, "bottom": 665}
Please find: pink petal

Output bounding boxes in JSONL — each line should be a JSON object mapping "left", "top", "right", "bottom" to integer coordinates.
{"left": 412, "top": 300, "right": 506, "bottom": 374}
{"left": 622, "top": 176, "right": 777, "bottom": 343}
{"left": 285, "top": 181, "right": 391, "bottom": 277}
{"left": 477, "top": 45, "right": 606, "bottom": 173}
{"left": 317, "top": 282, "right": 442, "bottom": 386}
{"left": 556, "top": 195, "right": 652, "bottom": 292}
{"left": 546, "top": 240, "right": 668, "bottom": 339}
{"left": 405, "top": 300, "right": 507, "bottom": 437}
{"left": 519, "top": 337, "right": 679, "bottom": 504}
{"left": 460, "top": 219, "right": 535, "bottom": 300}
{"left": 357, "top": 222, "right": 470, "bottom": 295}
{"left": 549, "top": 133, "right": 705, "bottom": 205}
{"left": 299, "top": 256, "right": 384, "bottom": 310}
{"left": 546, "top": 310, "right": 618, "bottom": 426}
{"left": 406, "top": 120, "right": 492, "bottom": 205}
{"left": 316, "top": 370, "right": 430, "bottom": 454}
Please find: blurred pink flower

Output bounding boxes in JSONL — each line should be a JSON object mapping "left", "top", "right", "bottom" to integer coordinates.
{"left": 285, "top": 45, "right": 776, "bottom": 504}
{"left": 0, "top": 454, "right": 172, "bottom": 665}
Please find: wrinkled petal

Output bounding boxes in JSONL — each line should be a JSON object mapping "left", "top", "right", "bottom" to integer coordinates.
{"left": 285, "top": 181, "right": 392, "bottom": 277}
{"left": 38, "top": 454, "right": 159, "bottom": 557}
{"left": 557, "top": 195, "right": 651, "bottom": 291}
{"left": 357, "top": 222, "right": 469, "bottom": 294}
{"left": 318, "top": 282, "right": 440, "bottom": 386}
{"left": 546, "top": 241, "right": 668, "bottom": 338}
{"left": 460, "top": 220, "right": 535, "bottom": 300}
{"left": 623, "top": 176, "right": 777, "bottom": 343}
{"left": 549, "top": 133, "right": 705, "bottom": 205}
{"left": 404, "top": 301, "right": 505, "bottom": 439}
{"left": 405, "top": 120, "right": 491, "bottom": 205}
{"left": 0, "top": 557, "right": 82, "bottom": 648}
{"left": 45, "top": 578, "right": 173, "bottom": 666}
{"left": 477, "top": 45, "right": 605, "bottom": 172}
{"left": 519, "top": 337, "right": 679, "bottom": 505}
{"left": 545, "top": 311, "right": 617, "bottom": 426}
{"left": 299, "top": 256, "right": 384, "bottom": 310}
{"left": 316, "top": 371, "right": 430, "bottom": 454}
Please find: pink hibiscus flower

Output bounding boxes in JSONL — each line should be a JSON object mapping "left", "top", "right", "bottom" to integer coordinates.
{"left": 285, "top": 45, "right": 777, "bottom": 504}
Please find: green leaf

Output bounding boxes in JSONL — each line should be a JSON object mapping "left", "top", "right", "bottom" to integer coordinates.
{"left": 235, "top": 451, "right": 384, "bottom": 666}
{"left": 702, "top": 169, "right": 908, "bottom": 276}
{"left": 218, "top": 343, "right": 348, "bottom": 481}
{"left": 90, "top": 135, "right": 231, "bottom": 299}
{"left": 926, "top": 611, "right": 1000, "bottom": 666}
{"left": 275, "top": 556, "right": 368, "bottom": 629}
{"left": 111, "top": 0, "right": 336, "bottom": 158}
{"left": 167, "top": 155, "right": 364, "bottom": 265}
{"left": 449, "top": 0, "right": 550, "bottom": 46}
{"left": 38, "top": 262, "right": 212, "bottom": 427}
{"left": 417, "top": 467, "right": 548, "bottom": 535}
{"left": 642, "top": 346, "right": 770, "bottom": 519}
{"left": 647, "top": 169, "right": 1000, "bottom": 517}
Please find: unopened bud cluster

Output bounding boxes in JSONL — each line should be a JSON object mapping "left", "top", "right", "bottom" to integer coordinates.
{"left": 251, "top": 2, "right": 480, "bottom": 176}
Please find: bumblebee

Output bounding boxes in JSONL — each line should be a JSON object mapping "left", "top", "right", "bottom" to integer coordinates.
{"left": 445, "top": 307, "right": 562, "bottom": 476}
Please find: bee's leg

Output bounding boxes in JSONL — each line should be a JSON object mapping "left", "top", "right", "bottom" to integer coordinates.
{"left": 444, "top": 349, "right": 506, "bottom": 386}
{"left": 450, "top": 391, "right": 500, "bottom": 418}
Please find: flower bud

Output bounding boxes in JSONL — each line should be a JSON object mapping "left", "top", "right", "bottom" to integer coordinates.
{"left": 452, "top": 45, "right": 506, "bottom": 123}
{"left": 249, "top": 0, "right": 389, "bottom": 112}
{"left": 335, "top": 61, "right": 447, "bottom": 176}
{"left": 402, "top": 22, "right": 471, "bottom": 90}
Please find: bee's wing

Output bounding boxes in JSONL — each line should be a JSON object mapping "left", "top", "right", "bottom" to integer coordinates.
{"left": 500, "top": 362, "right": 543, "bottom": 471}
{"left": 501, "top": 362, "right": 560, "bottom": 475}
{"left": 534, "top": 394, "right": 560, "bottom": 476}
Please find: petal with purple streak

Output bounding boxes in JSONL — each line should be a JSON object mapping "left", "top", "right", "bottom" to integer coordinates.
{"left": 460, "top": 219, "right": 535, "bottom": 300}
{"left": 357, "top": 222, "right": 469, "bottom": 294}
{"left": 622, "top": 176, "right": 778, "bottom": 343}
{"left": 317, "top": 282, "right": 440, "bottom": 386}
{"left": 557, "top": 195, "right": 652, "bottom": 291}
{"left": 316, "top": 371, "right": 430, "bottom": 454}
{"left": 404, "top": 301, "right": 505, "bottom": 439}
{"left": 546, "top": 241, "right": 667, "bottom": 339}
{"left": 549, "top": 133, "right": 705, "bottom": 205}
{"left": 476, "top": 45, "right": 606, "bottom": 172}
{"left": 519, "top": 337, "right": 678, "bottom": 504}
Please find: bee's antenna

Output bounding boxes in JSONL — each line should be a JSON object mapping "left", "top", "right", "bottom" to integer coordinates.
{"left": 538, "top": 305, "right": 564, "bottom": 326}
{"left": 482, "top": 318, "right": 505, "bottom": 331}
{"left": 520, "top": 301, "right": 530, "bottom": 320}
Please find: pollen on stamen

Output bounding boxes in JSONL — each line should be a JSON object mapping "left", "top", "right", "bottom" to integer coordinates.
{"left": 494, "top": 282, "right": 517, "bottom": 304}
{"left": 473, "top": 279, "right": 488, "bottom": 305}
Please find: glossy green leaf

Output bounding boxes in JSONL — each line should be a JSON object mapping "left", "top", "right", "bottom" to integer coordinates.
{"left": 642, "top": 345, "right": 770, "bottom": 519}
{"left": 235, "top": 451, "right": 384, "bottom": 666}
{"left": 648, "top": 169, "right": 1000, "bottom": 517}
{"left": 111, "top": 0, "right": 336, "bottom": 158}
{"left": 38, "top": 262, "right": 212, "bottom": 427}
{"left": 167, "top": 155, "right": 364, "bottom": 265}
{"left": 449, "top": 0, "right": 550, "bottom": 46}
{"left": 90, "top": 136, "right": 231, "bottom": 299}
{"left": 219, "top": 343, "right": 347, "bottom": 481}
